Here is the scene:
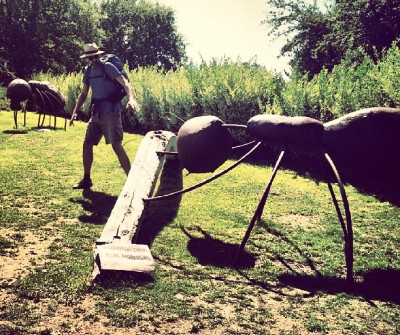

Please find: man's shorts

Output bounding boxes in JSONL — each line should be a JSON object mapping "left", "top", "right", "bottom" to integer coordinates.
{"left": 84, "top": 111, "right": 123, "bottom": 145}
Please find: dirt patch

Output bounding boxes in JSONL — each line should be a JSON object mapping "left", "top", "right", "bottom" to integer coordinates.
{"left": 0, "top": 227, "right": 54, "bottom": 285}
{"left": 30, "top": 294, "right": 197, "bottom": 335}
{"left": 275, "top": 214, "right": 319, "bottom": 230}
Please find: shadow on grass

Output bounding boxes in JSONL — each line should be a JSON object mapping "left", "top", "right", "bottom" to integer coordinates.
{"left": 279, "top": 269, "right": 400, "bottom": 305}
{"left": 136, "top": 158, "right": 183, "bottom": 245}
{"left": 238, "top": 221, "right": 400, "bottom": 304}
{"left": 181, "top": 226, "right": 256, "bottom": 269}
{"left": 93, "top": 269, "right": 154, "bottom": 287}
{"left": 69, "top": 189, "right": 117, "bottom": 225}
{"left": 2, "top": 129, "right": 28, "bottom": 134}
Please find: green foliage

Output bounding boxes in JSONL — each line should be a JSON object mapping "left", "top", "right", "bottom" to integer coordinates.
{"left": 101, "top": 0, "right": 187, "bottom": 70}
{"left": 186, "top": 60, "right": 278, "bottom": 125}
{"left": 0, "top": 86, "right": 10, "bottom": 111}
{"left": 0, "top": 0, "right": 101, "bottom": 80}
{"left": 264, "top": 0, "right": 400, "bottom": 77}
{"left": 372, "top": 41, "right": 400, "bottom": 106}
{"left": 0, "top": 0, "right": 186, "bottom": 81}
{"left": 128, "top": 59, "right": 280, "bottom": 139}
{"left": 272, "top": 44, "right": 400, "bottom": 120}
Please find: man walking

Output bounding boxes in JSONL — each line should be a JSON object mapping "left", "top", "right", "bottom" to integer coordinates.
{"left": 70, "top": 43, "right": 140, "bottom": 189}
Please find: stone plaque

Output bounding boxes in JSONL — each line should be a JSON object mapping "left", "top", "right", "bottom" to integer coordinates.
{"left": 97, "top": 244, "right": 155, "bottom": 273}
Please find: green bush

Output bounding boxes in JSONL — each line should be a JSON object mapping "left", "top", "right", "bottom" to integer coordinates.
{"left": 272, "top": 45, "right": 400, "bottom": 122}
{"left": 373, "top": 41, "right": 400, "bottom": 107}
{"left": 0, "top": 86, "right": 10, "bottom": 111}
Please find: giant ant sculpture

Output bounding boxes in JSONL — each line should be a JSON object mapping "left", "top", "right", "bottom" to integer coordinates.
{"left": 6, "top": 78, "right": 67, "bottom": 130}
{"left": 144, "top": 107, "right": 400, "bottom": 283}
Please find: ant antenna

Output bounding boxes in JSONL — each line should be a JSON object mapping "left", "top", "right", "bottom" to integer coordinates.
{"left": 167, "top": 111, "right": 186, "bottom": 124}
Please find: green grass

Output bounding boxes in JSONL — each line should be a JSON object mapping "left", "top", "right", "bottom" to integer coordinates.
{"left": 0, "top": 111, "right": 399, "bottom": 334}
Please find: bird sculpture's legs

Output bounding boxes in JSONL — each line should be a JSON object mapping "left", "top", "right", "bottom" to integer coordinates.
{"left": 233, "top": 149, "right": 286, "bottom": 266}
{"left": 13, "top": 110, "right": 18, "bottom": 129}
{"left": 41, "top": 114, "right": 46, "bottom": 128}
{"left": 23, "top": 105, "right": 26, "bottom": 127}
{"left": 37, "top": 113, "right": 42, "bottom": 128}
{"left": 34, "top": 88, "right": 46, "bottom": 129}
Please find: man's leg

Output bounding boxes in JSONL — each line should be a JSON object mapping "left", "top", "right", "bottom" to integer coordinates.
{"left": 73, "top": 141, "right": 94, "bottom": 189}
{"left": 112, "top": 142, "right": 131, "bottom": 175}
{"left": 83, "top": 140, "right": 94, "bottom": 176}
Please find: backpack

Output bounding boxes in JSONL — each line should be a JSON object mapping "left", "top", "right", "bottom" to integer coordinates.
{"left": 88, "top": 53, "right": 129, "bottom": 103}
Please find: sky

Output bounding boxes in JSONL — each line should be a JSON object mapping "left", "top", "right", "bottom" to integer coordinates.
{"left": 151, "top": 0, "right": 292, "bottom": 74}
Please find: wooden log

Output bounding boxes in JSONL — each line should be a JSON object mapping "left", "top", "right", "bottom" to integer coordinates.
{"left": 93, "top": 131, "right": 177, "bottom": 276}
{"left": 97, "top": 130, "right": 177, "bottom": 245}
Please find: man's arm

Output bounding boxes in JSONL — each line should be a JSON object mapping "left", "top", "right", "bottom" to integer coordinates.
{"left": 70, "top": 84, "right": 89, "bottom": 126}
{"left": 115, "top": 75, "right": 141, "bottom": 111}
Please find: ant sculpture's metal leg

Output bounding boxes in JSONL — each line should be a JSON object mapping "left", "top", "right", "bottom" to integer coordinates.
{"left": 33, "top": 87, "right": 46, "bottom": 128}
{"left": 233, "top": 147, "right": 354, "bottom": 282}
{"left": 144, "top": 141, "right": 263, "bottom": 202}
{"left": 233, "top": 149, "right": 286, "bottom": 265}
{"left": 320, "top": 151, "right": 353, "bottom": 282}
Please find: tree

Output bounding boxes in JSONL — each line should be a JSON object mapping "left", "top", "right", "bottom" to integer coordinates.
{"left": 330, "top": 0, "right": 400, "bottom": 61}
{"left": 100, "top": 0, "right": 187, "bottom": 70}
{"left": 0, "top": 0, "right": 101, "bottom": 80}
{"left": 0, "top": 0, "right": 186, "bottom": 80}
{"left": 264, "top": 0, "right": 400, "bottom": 77}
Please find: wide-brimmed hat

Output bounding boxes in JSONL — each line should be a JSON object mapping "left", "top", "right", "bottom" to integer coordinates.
{"left": 80, "top": 43, "right": 105, "bottom": 59}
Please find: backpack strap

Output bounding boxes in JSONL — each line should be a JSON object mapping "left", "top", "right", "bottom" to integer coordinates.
{"left": 86, "top": 63, "right": 112, "bottom": 81}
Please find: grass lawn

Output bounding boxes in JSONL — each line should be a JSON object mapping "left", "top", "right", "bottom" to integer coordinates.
{"left": 0, "top": 110, "right": 399, "bottom": 335}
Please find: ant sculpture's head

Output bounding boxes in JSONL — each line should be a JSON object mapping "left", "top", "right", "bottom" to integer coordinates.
{"left": 177, "top": 115, "right": 233, "bottom": 173}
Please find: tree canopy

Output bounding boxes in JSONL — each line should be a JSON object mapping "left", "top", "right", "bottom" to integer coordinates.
{"left": 264, "top": 0, "right": 400, "bottom": 77}
{"left": 0, "top": 0, "right": 101, "bottom": 79}
{"left": 101, "top": 0, "right": 186, "bottom": 70}
{"left": 0, "top": 0, "right": 187, "bottom": 82}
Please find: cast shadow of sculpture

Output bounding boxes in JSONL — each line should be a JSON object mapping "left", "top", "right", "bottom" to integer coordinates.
{"left": 2, "top": 129, "right": 28, "bottom": 135}
{"left": 69, "top": 189, "right": 118, "bottom": 225}
{"left": 93, "top": 269, "right": 154, "bottom": 287}
{"left": 279, "top": 269, "right": 400, "bottom": 305}
{"left": 138, "top": 159, "right": 255, "bottom": 269}
{"left": 136, "top": 158, "right": 184, "bottom": 246}
{"left": 240, "top": 221, "right": 400, "bottom": 304}
{"left": 181, "top": 226, "right": 256, "bottom": 269}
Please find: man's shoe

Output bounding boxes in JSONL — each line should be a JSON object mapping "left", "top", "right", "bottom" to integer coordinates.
{"left": 73, "top": 178, "right": 93, "bottom": 189}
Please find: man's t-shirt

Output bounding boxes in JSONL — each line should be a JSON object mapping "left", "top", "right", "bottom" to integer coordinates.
{"left": 83, "top": 62, "right": 123, "bottom": 113}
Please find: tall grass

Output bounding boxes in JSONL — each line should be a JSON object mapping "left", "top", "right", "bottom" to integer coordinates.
{"left": 273, "top": 51, "right": 394, "bottom": 121}
{"left": 30, "top": 44, "right": 400, "bottom": 133}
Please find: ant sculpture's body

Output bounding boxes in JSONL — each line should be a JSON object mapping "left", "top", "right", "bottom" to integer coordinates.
{"left": 145, "top": 107, "right": 400, "bottom": 283}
